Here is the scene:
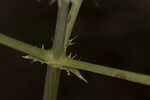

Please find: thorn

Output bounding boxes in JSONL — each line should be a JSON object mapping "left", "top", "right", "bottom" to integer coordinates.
{"left": 68, "top": 53, "right": 72, "bottom": 58}
{"left": 68, "top": 53, "right": 77, "bottom": 59}
{"left": 41, "top": 61, "right": 45, "bottom": 64}
{"left": 22, "top": 55, "right": 30, "bottom": 59}
{"left": 72, "top": 54, "right": 77, "bottom": 59}
{"left": 78, "top": 75, "right": 88, "bottom": 83}
{"left": 70, "top": 68, "right": 88, "bottom": 83}
{"left": 70, "top": 35, "right": 78, "bottom": 42}
{"left": 67, "top": 70, "right": 71, "bottom": 76}
{"left": 69, "top": 35, "right": 78, "bottom": 46}
{"left": 68, "top": 41, "right": 74, "bottom": 46}
{"left": 22, "top": 55, "right": 45, "bottom": 64}
{"left": 41, "top": 44, "right": 44, "bottom": 49}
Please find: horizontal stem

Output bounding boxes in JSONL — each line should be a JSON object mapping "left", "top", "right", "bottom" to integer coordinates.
{"left": 1, "top": 33, "right": 150, "bottom": 86}
{"left": 61, "top": 58, "right": 150, "bottom": 85}
{"left": 0, "top": 33, "right": 51, "bottom": 61}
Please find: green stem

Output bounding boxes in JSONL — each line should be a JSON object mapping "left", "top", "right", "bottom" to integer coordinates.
{"left": 43, "top": 66, "right": 61, "bottom": 100}
{"left": 43, "top": 1, "right": 70, "bottom": 100}
{"left": 61, "top": 58, "right": 150, "bottom": 85}
{"left": 1, "top": 34, "right": 150, "bottom": 85}
{"left": 52, "top": 0, "right": 70, "bottom": 57}
{"left": 0, "top": 33, "right": 50, "bottom": 61}
{"left": 64, "top": 0, "right": 83, "bottom": 51}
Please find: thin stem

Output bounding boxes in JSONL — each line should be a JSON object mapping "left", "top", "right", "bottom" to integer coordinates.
{"left": 52, "top": 0, "right": 70, "bottom": 57}
{"left": 43, "top": 1, "right": 70, "bottom": 100}
{"left": 59, "top": 0, "right": 86, "bottom": 83}
{"left": 61, "top": 58, "right": 150, "bottom": 85}
{"left": 1, "top": 33, "right": 150, "bottom": 85}
{"left": 64, "top": 0, "right": 83, "bottom": 51}
{"left": 43, "top": 66, "right": 61, "bottom": 100}
{"left": 0, "top": 33, "right": 50, "bottom": 61}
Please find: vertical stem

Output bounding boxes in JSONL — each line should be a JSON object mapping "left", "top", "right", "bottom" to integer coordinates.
{"left": 43, "top": 66, "right": 61, "bottom": 100}
{"left": 64, "top": 0, "right": 84, "bottom": 51}
{"left": 43, "top": 1, "right": 69, "bottom": 100}
{"left": 52, "top": 0, "right": 70, "bottom": 57}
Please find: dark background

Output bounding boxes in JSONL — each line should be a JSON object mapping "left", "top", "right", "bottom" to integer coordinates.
{"left": 0, "top": 0, "right": 150, "bottom": 100}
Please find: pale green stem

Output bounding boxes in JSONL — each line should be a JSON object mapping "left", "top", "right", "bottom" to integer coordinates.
{"left": 60, "top": 0, "right": 87, "bottom": 83}
{"left": 61, "top": 58, "right": 150, "bottom": 85}
{"left": 64, "top": 0, "right": 83, "bottom": 51}
{"left": 43, "top": 66, "right": 61, "bottom": 100}
{"left": 1, "top": 34, "right": 150, "bottom": 85}
{"left": 43, "top": 0, "right": 70, "bottom": 100}
{"left": 52, "top": 0, "right": 69, "bottom": 57}
{"left": 0, "top": 33, "right": 50, "bottom": 61}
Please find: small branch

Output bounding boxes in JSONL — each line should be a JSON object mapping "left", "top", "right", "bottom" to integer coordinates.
{"left": 0, "top": 33, "right": 50, "bottom": 61}
{"left": 64, "top": 0, "right": 83, "bottom": 51}
{"left": 61, "top": 58, "right": 150, "bottom": 85}
{"left": 60, "top": 0, "right": 87, "bottom": 83}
